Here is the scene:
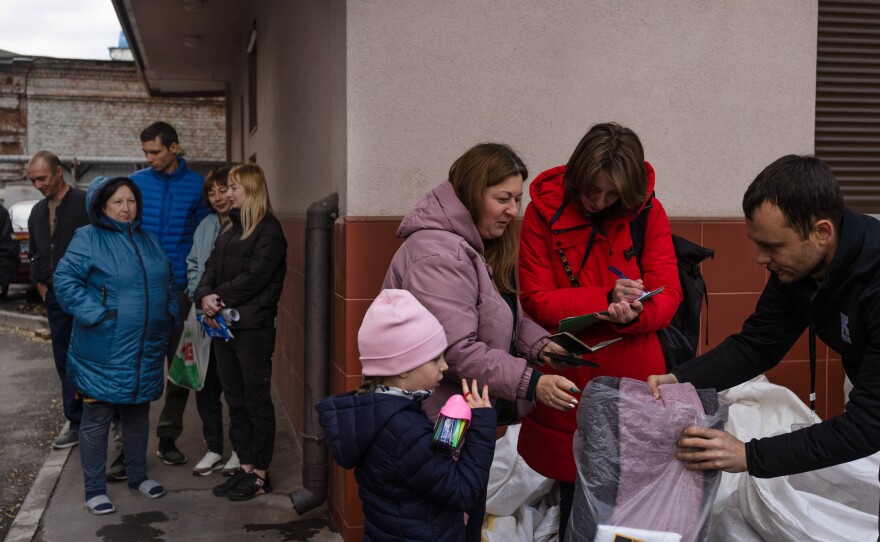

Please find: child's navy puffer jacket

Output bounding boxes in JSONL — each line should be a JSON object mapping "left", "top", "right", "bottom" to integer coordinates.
{"left": 317, "top": 391, "right": 496, "bottom": 541}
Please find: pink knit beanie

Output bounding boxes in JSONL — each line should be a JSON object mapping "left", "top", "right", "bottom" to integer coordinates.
{"left": 358, "top": 289, "right": 448, "bottom": 376}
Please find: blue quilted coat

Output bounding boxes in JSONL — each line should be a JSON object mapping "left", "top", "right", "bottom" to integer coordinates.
{"left": 316, "top": 391, "right": 497, "bottom": 541}
{"left": 54, "top": 176, "right": 178, "bottom": 404}
{"left": 130, "top": 158, "right": 208, "bottom": 289}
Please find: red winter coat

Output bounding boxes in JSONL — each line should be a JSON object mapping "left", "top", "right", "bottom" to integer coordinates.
{"left": 516, "top": 162, "right": 682, "bottom": 483}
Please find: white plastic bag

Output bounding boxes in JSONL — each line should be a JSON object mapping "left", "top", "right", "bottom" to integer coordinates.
{"left": 483, "top": 424, "right": 559, "bottom": 541}
{"left": 485, "top": 424, "right": 555, "bottom": 517}
{"left": 168, "top": 303, "right": 211, "bottom": 390}
{"left": 710, "top": 376, "right": 880, "bottom": 541}
{"left": 734, "top": 454, "right": 878, "bottom": 542}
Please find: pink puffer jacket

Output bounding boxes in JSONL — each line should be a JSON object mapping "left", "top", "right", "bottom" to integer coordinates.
{"left": 383, "top": 180, "right": 550, "bottom": 421}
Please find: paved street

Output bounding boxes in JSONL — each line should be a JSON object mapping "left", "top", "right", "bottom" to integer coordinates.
{"left": 0, "top": 309, "right": 340, "bottom": 542}
{"left": 29, "top": 385, "right": 340, "bottom": 542}
{"left": 1, "top": 278, "right": 340, "bottom": 541}
{"left": 0, "top": 325, "right": 60, "bottom": 540}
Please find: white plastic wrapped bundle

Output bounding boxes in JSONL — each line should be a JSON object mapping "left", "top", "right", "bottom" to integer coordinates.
{"left": 711, "top": 376, "right": 880, "bottom": 541}
{"left": 567, "top": 377, "right": 729, "bottom": 542}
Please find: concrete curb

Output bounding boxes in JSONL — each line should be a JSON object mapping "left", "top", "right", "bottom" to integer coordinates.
{"left": 0, "top": 310, "right": 48, "bottom": 334}
{"left": 3, "top": 444, "right": 72, "bottom": 542}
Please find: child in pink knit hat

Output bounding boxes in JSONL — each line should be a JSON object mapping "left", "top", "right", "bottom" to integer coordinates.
{"left": 316, "top": 289, "right": 497, "bottom": 541}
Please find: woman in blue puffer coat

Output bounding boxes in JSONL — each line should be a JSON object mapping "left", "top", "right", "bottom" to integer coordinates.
{"left": 54, "top": 176, "right": 178, "bottom": 515}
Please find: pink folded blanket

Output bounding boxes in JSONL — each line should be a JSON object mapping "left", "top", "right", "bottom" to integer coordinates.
{"left": 567, "top": 377, "right": 727, "bottom": 542}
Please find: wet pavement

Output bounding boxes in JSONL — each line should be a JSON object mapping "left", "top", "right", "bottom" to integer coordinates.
{"left": 28, "top": 386, "right": 340, "bottom": 542}
{"left": 0, "top": 299, "right": 341, "bottom": 542}
{"left": 0, "top": 326, "right": 62, "bottom": 540}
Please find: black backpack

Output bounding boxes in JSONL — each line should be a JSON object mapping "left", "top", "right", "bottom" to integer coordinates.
{"left": 630, "top": 194, "right": 714, "bottom": 371}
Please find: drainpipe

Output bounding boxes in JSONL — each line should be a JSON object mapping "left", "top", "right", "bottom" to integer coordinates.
{"left": 290, "top": 192, "right": 339, "bottom": 514}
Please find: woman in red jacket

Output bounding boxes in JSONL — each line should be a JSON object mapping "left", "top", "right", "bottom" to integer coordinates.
{"left": 517, "top": 122, "right": 682, "bottom": 539}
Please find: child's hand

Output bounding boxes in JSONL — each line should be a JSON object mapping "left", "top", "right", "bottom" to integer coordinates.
{"left": 461, "top": 379, "right": 491, "bottom": 409}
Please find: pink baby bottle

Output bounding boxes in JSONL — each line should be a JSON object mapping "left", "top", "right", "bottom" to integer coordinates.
{"left": 431, "top": 394, "right": 473, "bottom": 455}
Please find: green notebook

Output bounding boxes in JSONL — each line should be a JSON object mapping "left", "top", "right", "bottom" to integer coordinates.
{"left": 557, "top": 311, "right": 607, "bottom": 334}
{"left": 556, "top": 286, "right": 665, "bottom": 334}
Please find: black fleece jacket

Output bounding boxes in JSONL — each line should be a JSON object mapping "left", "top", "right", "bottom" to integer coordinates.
{"left": 0, "top": 204, "right": 20, "bottom": 287}
{"left": 27, "top": 187, "right": 89, "bottom": 286}
{"left": 194, "top": 209, "right": 287, "bottom": 330}
{"left": 673, "top": 208, "right": 880, "bottom": 478}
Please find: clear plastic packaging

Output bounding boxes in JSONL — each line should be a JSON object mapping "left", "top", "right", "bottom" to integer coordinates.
{"left": 567, "top": 376, "right": 729, "bottom": 542}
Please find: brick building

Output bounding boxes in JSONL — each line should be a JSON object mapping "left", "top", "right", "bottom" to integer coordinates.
{"left": 0, "top": 48, "right": 225, "bottom": 203}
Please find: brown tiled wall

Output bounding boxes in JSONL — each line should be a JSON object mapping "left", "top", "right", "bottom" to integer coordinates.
{"left": 673, "top": 220, "right": 845, "bottom": 419}
{"left": 275, "top": 216, "right": 307, "bottom": 437}
{"left": 277, "top": 215, "right": 846, "bottom": 541}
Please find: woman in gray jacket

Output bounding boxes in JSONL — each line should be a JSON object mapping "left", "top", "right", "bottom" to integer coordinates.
{"left": 185, "top": 168, "right": 239, "bottom": 477}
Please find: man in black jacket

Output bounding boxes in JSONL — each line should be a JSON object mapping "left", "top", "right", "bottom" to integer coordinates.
{"left": 27, "top": 150, "right": 90, "bottom": 449}
{"left": 0, "top": 202, "right": 20, "bottom": 297}
{"left": 648, "top": 155, "right": 880, "bottom": 521}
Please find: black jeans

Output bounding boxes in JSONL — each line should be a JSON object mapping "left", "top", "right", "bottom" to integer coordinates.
{"left": 465, "top": 491, "right": 487, "bottom": 542}
{"left": 157, "top": 294, "right": 191, "bottom": 441}
{"left": 559, "top": 481, "right": 575, "bottom": 541}
{"left": 45, "top": 287, "right": 82, "bottom": 429}
{"left": 195, "top": 345, "right": 225, "bottom": 454}
{"left": 214, "top": 327, "right": 276, "bottom": 470}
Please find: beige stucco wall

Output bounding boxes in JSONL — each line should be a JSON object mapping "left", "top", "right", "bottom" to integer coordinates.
{"left": 345, "top": 0, "right": 817, "bottom": 218}
{"left": 229, "top": 0, "right": 347, "bottom": 216}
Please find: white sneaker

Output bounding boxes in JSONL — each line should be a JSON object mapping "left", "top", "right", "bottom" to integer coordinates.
{"left": 222, "top": 451, "right": 240, "bottom": 476}
{"left": 192, "top": 451, "right": 223, "bottom": 476}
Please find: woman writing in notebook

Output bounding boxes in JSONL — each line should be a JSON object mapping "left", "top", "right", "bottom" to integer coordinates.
{"left": 516, "top": 122, "right": 683, "bottom": 539}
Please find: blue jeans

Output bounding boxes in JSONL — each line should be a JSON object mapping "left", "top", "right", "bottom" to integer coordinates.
{"left": 45, "top": 287, "right": 82, "bottom": 430}
{"left": 80, "top": 401, "right": 150, "bottom": 499}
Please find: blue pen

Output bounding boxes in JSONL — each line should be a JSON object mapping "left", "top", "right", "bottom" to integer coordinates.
{"left": 608, "top": 266, "right": 629, "bottom": 280}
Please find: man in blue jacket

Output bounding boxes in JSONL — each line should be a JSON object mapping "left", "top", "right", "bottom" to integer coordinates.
{"left": 648, "top": 155, "right": 880, "bottom": 531}
{"left": 131, "top": 121, "right": 208, "bottom": 468}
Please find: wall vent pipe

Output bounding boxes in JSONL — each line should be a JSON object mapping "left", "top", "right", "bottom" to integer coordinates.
{"left": 290, "top": 192, "right": 338, "bottom": 515}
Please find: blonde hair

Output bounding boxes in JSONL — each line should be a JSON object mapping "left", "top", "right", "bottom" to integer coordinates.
{"left": 228, "top": 163, "right": 273, "bottom": 239}
{"left": 448, "top": 143, "right": 528, "bottom": 294}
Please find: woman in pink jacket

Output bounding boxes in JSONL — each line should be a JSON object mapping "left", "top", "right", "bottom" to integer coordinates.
{"left": 383, "top": 142, "right": 577, "bottom": 541}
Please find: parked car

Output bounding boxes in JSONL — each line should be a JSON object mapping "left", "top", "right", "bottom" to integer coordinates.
{"left": 8, "top": 199, "right": 38, "bottom": 285}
